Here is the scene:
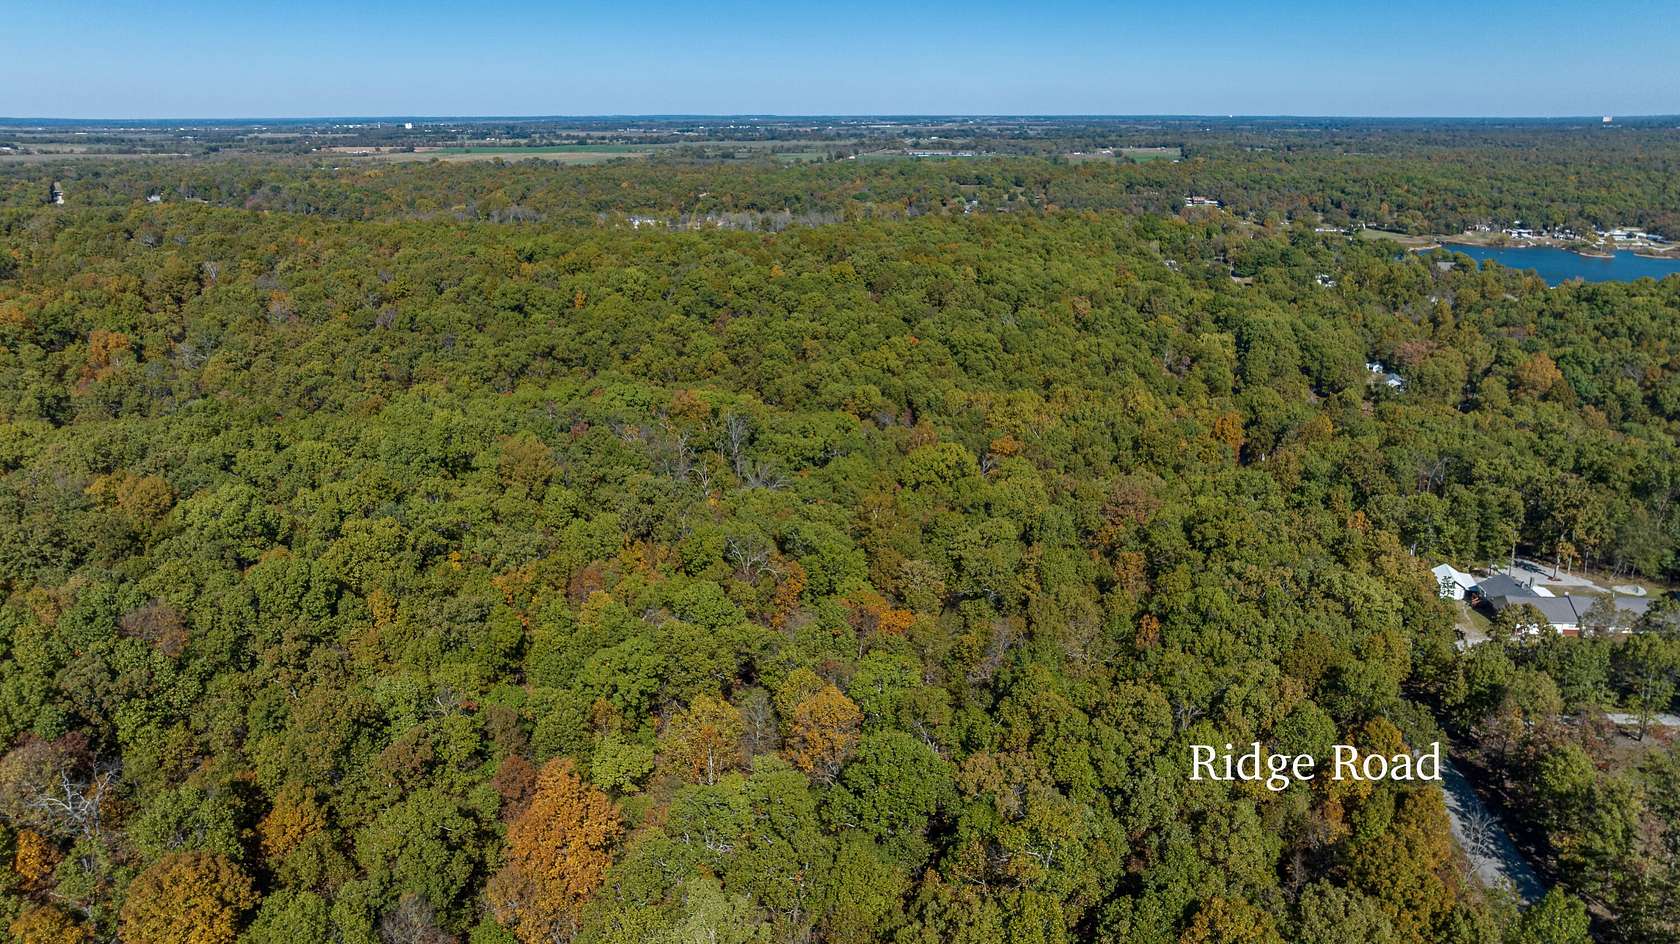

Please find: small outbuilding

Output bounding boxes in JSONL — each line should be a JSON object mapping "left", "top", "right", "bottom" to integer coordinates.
{"left": 1432, "top": 563, "right": 1476, "bottom": 600}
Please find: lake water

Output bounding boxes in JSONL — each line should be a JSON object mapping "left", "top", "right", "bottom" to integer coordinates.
{"left": 1443, "top": 244, "right": 1680, "bottom": 285}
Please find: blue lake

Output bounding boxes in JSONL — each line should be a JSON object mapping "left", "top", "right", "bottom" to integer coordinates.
{"left": 1442, "top": 244, "right": 1680, "bottom": 285}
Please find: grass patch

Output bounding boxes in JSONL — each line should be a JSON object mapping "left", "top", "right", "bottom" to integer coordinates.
{"left": 420, "top": 144, "right": 651, "bottom": 155}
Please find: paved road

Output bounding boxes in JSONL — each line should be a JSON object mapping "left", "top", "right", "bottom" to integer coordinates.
{"left": 1488, "top": 559, "right": 1604, "bottom": 593}
{"left": 1605, "top": 711, "right": 1680, "bottom": 729}
{"left": 1440, "top": 760, "right": 1546, "bottom": 903}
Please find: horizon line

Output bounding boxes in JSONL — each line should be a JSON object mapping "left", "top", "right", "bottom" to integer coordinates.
{"left": 4, "top": 113, "right": 1677, "bottom": 125}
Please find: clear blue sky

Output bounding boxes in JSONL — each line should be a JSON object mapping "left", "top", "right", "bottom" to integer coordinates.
{"left": 4, "top": 0, "right": 1676, "bottom": 118}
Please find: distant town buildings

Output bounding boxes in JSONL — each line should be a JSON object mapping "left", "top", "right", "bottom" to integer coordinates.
{"left": 1483, "top": 220, "right": 1669, "bottom": 249}
{"left": 1185, "top": 196, "right": 1221, "bottom": 208}
{"left": 1605, "top": 228, "right": 1667, "bottom": 244}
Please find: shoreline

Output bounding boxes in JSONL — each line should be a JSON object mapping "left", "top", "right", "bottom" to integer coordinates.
{"left": 1439, "top": 236, "right": 1676, "bottom": 261}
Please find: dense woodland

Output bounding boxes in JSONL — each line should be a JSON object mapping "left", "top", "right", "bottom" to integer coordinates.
{"left": 6, "top": 121, "right": 1680, "bottom": 237}
{"left": 0, "top": 133, "right": 1676, "bottom": 944}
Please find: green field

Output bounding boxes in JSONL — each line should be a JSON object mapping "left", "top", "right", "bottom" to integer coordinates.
{"left": 372, "top": 144, "right": 658, "bottom": 164}
{"left": 771, "top": 150, "right": 830, "bottom": 163}
{"left": 421, "top": 144, "right": 652, "bottom": 155}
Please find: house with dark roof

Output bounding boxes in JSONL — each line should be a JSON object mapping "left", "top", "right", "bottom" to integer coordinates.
{"left": 1469, "top": 574, "right": 1532, "bottom": 608}
{"left": 1470, "top": 575, "right": 1650, "bottom": 636}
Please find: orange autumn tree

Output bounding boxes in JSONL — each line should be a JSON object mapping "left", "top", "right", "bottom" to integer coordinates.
{"left": 844, "top": 590, "right": 913, "bottom": 639}
{"left": 1514, "top": 350, "right": 1565, "bottom": 399}
{"left": 1210, "top": 410, "right": 1245, "bottom": 455}
{"left": 258, "top": 783, "right": 327, "bottom": 862}
{"left": 768, "top": 559, "right": 807, "bottom": 629}
{"left": 118, "top": 851, "right": 256, "bottom": 944}
{"left": 13, "top": 828, "right": 61, "bottom": 891}
{"left": 76, "top": 329, "right": 132, "bottom": 390}
{"left": 785, "top": 683, "right": 863, "bottom": 782}
{"left": 488, "top": 758, "right": 621, "bottom": 944}
{"left": 84, "top": 471, "right": 175, "bottom": 525}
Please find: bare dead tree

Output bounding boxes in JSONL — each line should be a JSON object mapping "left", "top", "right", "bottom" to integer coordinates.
{"left": 430, "top": 685, "right": 462, "bottom": 717}
{"left": 1461, "top": 806, "right": 1498, "bottom": 858}
{"left": 649, "top": 420, "right": 697, "bottom": 483}
{"left": 380, "top": 893, "right": 457, "bottom": 944}
{"left": 724, "top": 417, "right": 750, "bottom": 478}
{"left": 724, "top": 534, "right": 773, "bottom": 583}
{"left": 740, "top": 460, "right": 787, "bottom": 491}
{"left": 736, "top": 688, "right": 780, "bottom": 756}
{"left": 967, "top": 617, "right": 1020, "bottom": 685}
{"left": 30, "top": 763, "right": 118, "bottom": 842}
{"left": 670, "top": 431, "right": 695, "bottom": 481}
{"left": 1170, "top": 694, "right": 1206, "bottom": 733}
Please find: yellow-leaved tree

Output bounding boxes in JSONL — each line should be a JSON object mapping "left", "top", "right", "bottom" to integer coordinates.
{"left": 118, "top": 851, "right": 256, "bottom": 944}
{"left": 9, "top": 904, "right": 92, "bottom": 944}
{"left": 661, "top": 694, "right": 745, "bottom": 785}
{"left": 1178, "top": 897, "right": 1286, "bottom": 944}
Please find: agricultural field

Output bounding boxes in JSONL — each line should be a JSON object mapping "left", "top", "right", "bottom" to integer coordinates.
{"left": 0, "top": 150, "right": 191, "bottom": 162}
{"left": 1118, "top": 145, "right": 1180, "bottom": 160}
{"left": 370, "top": 144, "right": 661, "bottom": 164}
{"left": 770, "top": 150, "right": 831, "bottom": 163}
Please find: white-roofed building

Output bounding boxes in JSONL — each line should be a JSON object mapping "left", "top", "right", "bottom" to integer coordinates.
{"left": 1432, "top": 563, "right": 1475, "bottom": 600}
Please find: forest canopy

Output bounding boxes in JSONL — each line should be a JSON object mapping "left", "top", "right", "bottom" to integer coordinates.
{"left": 0, "top": 130, "right": 1676, "bottom": 944}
